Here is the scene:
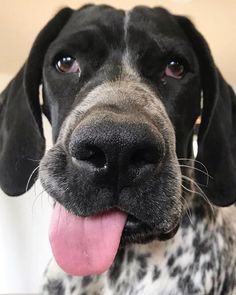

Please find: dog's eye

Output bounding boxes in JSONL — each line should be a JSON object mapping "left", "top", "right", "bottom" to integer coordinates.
{"left": 165, "top": 61, "right": 185, "bottom": 79}
{"left": 55, "top": 56, "right": 81, "bottom": 74}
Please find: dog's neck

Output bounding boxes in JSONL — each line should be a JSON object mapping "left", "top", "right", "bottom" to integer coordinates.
{"left": 107, "top": 196, "right": 235, "bottom": 289}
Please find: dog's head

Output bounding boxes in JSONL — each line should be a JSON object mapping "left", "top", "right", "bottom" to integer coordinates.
{"left": 1, "top": 5, "right": 235, "bottom": 275}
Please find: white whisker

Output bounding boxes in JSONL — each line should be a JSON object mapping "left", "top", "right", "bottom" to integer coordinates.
{"left": 179, "top": 194, "right": 194, "bottom": 226}
{"left": 178, "top": 158, "right": 210, "bottom": 176}
{"left": 178, "top": 164, "right": 211, "bottom": 187}
{"left": 26, "top": 165, "right": 40, "bottom": 192}
{"left": 181, "top": 175, "right": 215, "bottom": 216}
{"left": 31, "top": 188, "right": 46, "bottom": 217}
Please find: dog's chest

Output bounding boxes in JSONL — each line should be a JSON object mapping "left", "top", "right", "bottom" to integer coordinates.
{"left": 43, "top": 209, "right": 236, "bottom": 295}
{"left": 60, "top": 235, "right": 213, "bottom": 295}
{"left": 101, "top": 226, "right": 220, "bottom": 295}
{"left": 61, "top": 243, "right": 186, "bottom": 295}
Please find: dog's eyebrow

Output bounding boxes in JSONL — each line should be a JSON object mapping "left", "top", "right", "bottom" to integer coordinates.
{"left": 47, "top": 28, "right": 109, "bottom": 56}
{"left": 126, "top": 24, "right": 192, "bottom": 52}
{"left": 147, "top": 32, "right": 191, "bottom": 52}
{"left": 127, "top": 29, "right": 194, "bottom": 62}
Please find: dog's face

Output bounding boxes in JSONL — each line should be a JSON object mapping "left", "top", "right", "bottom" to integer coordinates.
{"left": 39, "top": 6, "right": 203, "bottom": 243}
{"left": 1, "top": 4, "right": 236, "bottom": 276}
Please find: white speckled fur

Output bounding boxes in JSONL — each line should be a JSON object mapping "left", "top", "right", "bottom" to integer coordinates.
{"left": 42, "top": 200, "right": 236, "bottom": 295}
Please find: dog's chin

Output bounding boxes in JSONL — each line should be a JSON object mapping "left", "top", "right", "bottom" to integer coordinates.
{"left": 121, "top": 214, "right": 180, "bottom": 245}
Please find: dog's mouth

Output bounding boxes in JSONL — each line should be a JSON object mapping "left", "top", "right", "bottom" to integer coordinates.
{"left": 123, "top": 214, "right": 179, "bottom": 244}
{"left": 49, "top": 202, "right": 180, "bottom": 277}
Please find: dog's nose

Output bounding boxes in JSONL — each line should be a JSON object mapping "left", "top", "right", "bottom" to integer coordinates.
{"left": 69, "top": 119, "right": 164, "bottom": 185}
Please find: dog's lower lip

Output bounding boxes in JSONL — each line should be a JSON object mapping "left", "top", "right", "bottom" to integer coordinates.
{"left": 122, "top": 214, "right": 180, "bottom": 243}
{"left": 125, "top": 215, "right": 140, "bottom": 228}
{"left": 157, "top": 223, "right": 180, "bottom": 241}
{"left": 124, "top": 215, "right": 153, "bottom": 232}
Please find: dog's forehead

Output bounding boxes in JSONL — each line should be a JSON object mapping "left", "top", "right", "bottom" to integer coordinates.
{"left": 128, "top": 6, "right": 186, "bottom": 38}
{"left": 58, "top": 5, "right": 125, "bottom": 41}
{"left": 57, "top": 5, "right": 186, "bottom": 43}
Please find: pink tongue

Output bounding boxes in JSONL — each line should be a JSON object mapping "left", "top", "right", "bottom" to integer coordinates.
{"left": 49, "top": 203, "right": 127, "bottom": 276}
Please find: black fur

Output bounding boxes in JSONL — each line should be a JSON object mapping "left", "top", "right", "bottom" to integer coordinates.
{"left": 0, "top": 8, "right": 73, "bottom": 195}
{"left": 0, "top": 4, "right": 236, "bottom": 295}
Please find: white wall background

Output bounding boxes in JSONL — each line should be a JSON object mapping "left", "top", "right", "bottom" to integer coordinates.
{"left": 0, "top": 74, "right": 53, "bottom": 294}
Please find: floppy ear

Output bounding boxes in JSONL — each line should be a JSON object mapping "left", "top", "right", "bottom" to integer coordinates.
{"left": 176, "top": 16, "right": 236, "bottom": 206}
{"left": 0, "top": 8, "right": 73, "bottom": 196}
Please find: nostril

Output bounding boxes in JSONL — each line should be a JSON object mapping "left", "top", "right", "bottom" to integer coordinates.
{"left": 130, "top": 146, "right": 162, "bottom": 168}
{"left": 72, "top": 145, "right": 107, "bottom": 169}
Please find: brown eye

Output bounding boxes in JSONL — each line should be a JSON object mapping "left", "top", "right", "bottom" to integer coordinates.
{"left": 165, "top": 61, "right": 185, "bottom": 79}
{"left": 55, "top": 56, "right": 81, "bottom": 74}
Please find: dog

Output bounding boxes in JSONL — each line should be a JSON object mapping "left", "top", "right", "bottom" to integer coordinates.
{"left": 0, "top": 4, "right": 236, "bottom": 295}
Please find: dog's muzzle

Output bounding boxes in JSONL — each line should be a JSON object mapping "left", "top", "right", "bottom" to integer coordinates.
{"left": 40, "top": 89, "right": 183, "bottom": 276}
